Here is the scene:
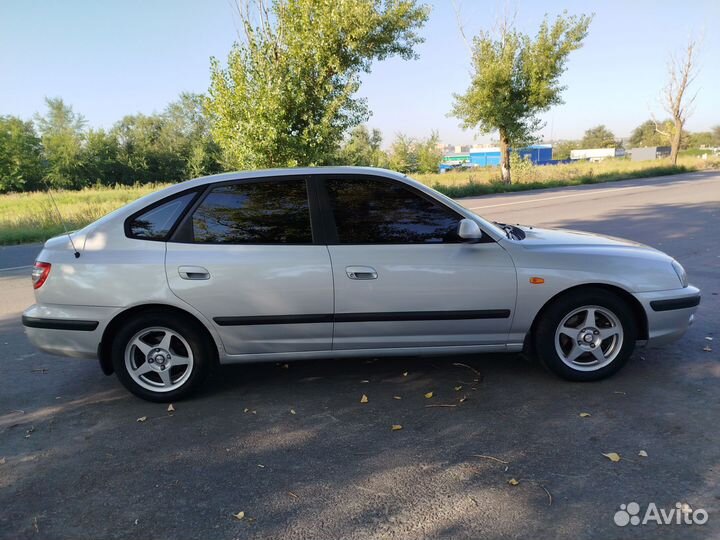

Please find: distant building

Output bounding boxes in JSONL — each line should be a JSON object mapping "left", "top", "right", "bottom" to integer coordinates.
{"left": 440, "top": 144, "right": 553, "bottom": 170}
{"left": 629, "top": 146, "right": 671, "bottom": 161}
{"left": 570, "top": 148, "right": 625, "bottom": 161}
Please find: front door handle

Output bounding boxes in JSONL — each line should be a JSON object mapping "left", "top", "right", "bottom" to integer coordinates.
{"left": 178, "top": 266, "right": 210, "bottom": 280}
{"left": 346, "top": 266, "right": 378, "bottom": 280}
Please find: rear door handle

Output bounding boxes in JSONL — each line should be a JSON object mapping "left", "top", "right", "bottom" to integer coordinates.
{"left": 178, "top": 266, "right": 210, "bottom": 280}
{"left": 346, "top": 266, "right": 378, "bottom": 280}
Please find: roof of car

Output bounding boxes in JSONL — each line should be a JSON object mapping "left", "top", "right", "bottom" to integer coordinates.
{"left": 185, "top": 166, "right": 406, "bottom": 185}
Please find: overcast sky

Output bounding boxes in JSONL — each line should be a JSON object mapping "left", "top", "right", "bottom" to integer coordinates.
{"left": 1, "top": 0, "right": 717, "bottom": 145}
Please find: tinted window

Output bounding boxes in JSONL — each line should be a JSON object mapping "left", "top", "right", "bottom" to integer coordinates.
{"left": 191, "top": 180, "right": 312, "bottom": 244}
{"left": 128, "top": 192, "right": 196, "bottom": 240}
{"left": 325, "top": 177, "right": 461, "bottom": 244}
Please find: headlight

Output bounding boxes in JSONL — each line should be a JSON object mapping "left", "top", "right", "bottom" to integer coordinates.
{"left": 671, "top": 260, "right": 688, "bottom": 288}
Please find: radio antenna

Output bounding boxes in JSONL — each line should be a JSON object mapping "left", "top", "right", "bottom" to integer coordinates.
{"left": 43, "top": 180, "right": 80, "bottom": 258}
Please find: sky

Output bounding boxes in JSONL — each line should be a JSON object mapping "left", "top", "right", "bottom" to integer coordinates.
{"left": 1, "top": 0, "right": 718, "bottom": 146}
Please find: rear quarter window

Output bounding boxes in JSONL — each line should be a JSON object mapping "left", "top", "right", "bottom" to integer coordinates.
{"left": 126, "top": 192, "right": 197, "bottom": 240}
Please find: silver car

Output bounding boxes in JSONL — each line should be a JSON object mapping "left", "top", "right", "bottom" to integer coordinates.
{"left": 22, "top": 167, "right": 700, "bottom": 401}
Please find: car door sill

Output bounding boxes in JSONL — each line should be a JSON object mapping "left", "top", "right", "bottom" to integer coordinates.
{"left": 219, "top": 343, "right": 523, "bottom": 364}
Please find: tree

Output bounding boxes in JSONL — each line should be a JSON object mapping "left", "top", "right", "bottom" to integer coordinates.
{"left": 581, "top": 125, "right": 617, "bottom": 148}
{"left": 206, "top": 0, "right": 429, "bottom": 170}
{"left": 35, "top": 98, "right": 86, "bottom": 188}
{"left": 0, "top": 116, "right": 45, "bottom": 192}
{"left": 415, "top": 131, "right": 443, "bottom": 173}
{"left": 711, "top": 125, "right": 720, "bottom": 146}
{"left": 80, "top": 129, "right": 127, "bottom": 185}
{"left": 337, "top": 125, "right": 387, "bottom": 167}
{"left": 653, "top": 39, "right": 699, "bottom": 165}
{"left": 552, "top": 139, "right": 579, "bottom": 160}
{"left": 628, "top": 119, "right": 671, "bottom": 147}
{"left": 387, "top": 132, "right": 442, "bottom": 174}
{"left": 451, "top": 11, "right": 592, "bottom": 184}
{"left": 164, "top": 93, "right": 223, "bottom": 178}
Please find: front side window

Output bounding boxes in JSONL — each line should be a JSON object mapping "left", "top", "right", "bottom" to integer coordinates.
{"left": 127, "top": 192, "right": 196, "bottom": 240}
{"left": 325, "top": 177, "right": 461, "bottom": 244}
{"left": 190, "top": 179, "right": 312, "bottom": 244}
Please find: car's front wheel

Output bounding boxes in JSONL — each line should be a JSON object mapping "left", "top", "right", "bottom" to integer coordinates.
{"left": 111, "top": 311, "right": 214, "bottom": 402}
{"left": 534, "top": 289, "right": 637, "bottom": 381}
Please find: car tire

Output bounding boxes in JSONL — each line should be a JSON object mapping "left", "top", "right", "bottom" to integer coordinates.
{"left": 111, "top": 311, "right": 214, "bottom": 402}
{"left": 534, "top": 288, "right": 637, "bottom": 381}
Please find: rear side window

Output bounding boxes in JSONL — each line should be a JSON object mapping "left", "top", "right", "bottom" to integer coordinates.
{"left": 127, "top": 192, "right": 196, "bottom": 240}
{"left": 324, "top": 177, "right": 461, "bottom": 244}
{"left": 189, "top": 179, "right": 312, "bottom": 244}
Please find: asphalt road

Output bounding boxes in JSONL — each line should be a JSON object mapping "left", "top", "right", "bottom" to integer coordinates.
{"left": 1, "top": 171, "right": 718, "bottom": 539}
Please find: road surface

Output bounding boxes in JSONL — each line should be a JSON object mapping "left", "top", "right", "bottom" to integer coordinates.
{"left": 1, "top": 171, "right": 718, "bottom": 539}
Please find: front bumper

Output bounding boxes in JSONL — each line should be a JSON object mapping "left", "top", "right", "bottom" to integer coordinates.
{"left": 634, "top": 285, "right": 701, "bottom": 346}
{"left": 22, "top": 304, "right": 116, "bottom": 359}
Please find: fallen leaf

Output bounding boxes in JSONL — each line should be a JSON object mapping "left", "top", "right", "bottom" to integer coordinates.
{"left": 508, "top": 478, "right": 519, "bottom": 486}
{"left": 454, "top": 386, "right": 463, "bottom": 391}
{"left": 459, "top": 396, "right": 467, "bottom": 403}
{"left": 424, "top": 392, "right": 434, "bottom": 399}
{"left": 579, "top": 412, "right": 591, "bottom": 417}
{"left": 257, "top": 464, "right": 265, "bottom": 468}
{"left": 391, "top": 424, "right": 403, "bottom": 431}
{"left": 360, "top": 394, "right": 369, "bottom": 404}
{"left": 392, "top": 396, "right": 402, "bottom": 400}
{"left": 706, "top": 336, "right": 713, "bottom": 341}
{"left": 602, "top": 452, "right": 621, "bottom": 462}
{"left": 638, "top": 450, "right": 648, "bottom": 457}
{"left": 703, "top": 346, "right": 712, "bottom": 352}
{"left": 360, "top": 379, "right": 370, "bottom": 383}
{"left": 232, "top": 511, "right": 245, "bottom": 521}
{"left": 136, "top": 416, "right": 147, "bottom": 423}
{"left": 243, "top": 408, "right": 249, "bottom": 413}
{"left": 403, "top": 371, "right": 408, "bottom": 377}
{"left": 167, "top": 404, "right": 175, "bottom": 413}
{"left": 290, "top": 409, "right": 296, "bottom": 415}
{"left": 0, "top": 457, "right": 6, "bottom": 465}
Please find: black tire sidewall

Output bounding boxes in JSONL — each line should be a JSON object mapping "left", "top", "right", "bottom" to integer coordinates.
{"left": 111, "top": 312, "right": 212, "bottom": 402}
{"left": 535, "top": 290, "right": 637, "bottom": 381}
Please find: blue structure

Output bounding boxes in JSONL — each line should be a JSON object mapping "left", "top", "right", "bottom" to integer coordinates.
{"left": 469, "top": 144, "right": 553, "bottom": 167}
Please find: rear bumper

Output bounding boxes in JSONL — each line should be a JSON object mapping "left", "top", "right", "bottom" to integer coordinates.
{"left": 635, "top": 286, "right": 701, "bottom": 347}
{"left": 22, "top": 304, "right": 114, "bottom": 359}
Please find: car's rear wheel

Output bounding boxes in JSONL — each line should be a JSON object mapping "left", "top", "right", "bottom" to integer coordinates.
{"left": 111, "top": 312, "right": 213, "bottom": 402}
{"left": 534, "top": 289, "right": 637, "bottom": 381}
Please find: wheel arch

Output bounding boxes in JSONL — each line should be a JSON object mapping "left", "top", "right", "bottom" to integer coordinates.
{"left": 98, "top": 303, "right": 220, "bottom": 375}
{"left": 524, "top": 283, "right": 649, "bottom": 354}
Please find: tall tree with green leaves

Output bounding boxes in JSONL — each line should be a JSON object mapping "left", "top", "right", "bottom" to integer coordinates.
{"left": 337, "top": 125, "right": 386, "bottom": 167}
{"left": 206, "top": 0, "right": 429, "bottom": 169}
{"left": 450, "top": 12, "right": 592, "bottom": 184}
{"left": 629, "top": 119, "right": 671, "bottom": 148}
{"left": 0, "top": 116, "right": 45, "bottom": 192}
{"left": 581, "top": 125, "right": 618, "bottom": 148}
{"left": 35, "top": 97, "right": 86, "bottom": 188}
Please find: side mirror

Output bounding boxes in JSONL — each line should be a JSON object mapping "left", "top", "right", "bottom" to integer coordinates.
{"left": 457, "top": 219, "right": 483, "bottom": 242}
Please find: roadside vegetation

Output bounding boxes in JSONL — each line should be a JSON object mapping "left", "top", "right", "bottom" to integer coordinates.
{"left": 2, "top": 155, "right": 717, "bottom": 246}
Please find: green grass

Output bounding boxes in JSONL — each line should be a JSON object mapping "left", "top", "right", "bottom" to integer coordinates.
{"left": 1, "top": 156, "right": 717, "bottom": 245}
{"left": 0, "top": 183, "right": 169, "bottom": 245}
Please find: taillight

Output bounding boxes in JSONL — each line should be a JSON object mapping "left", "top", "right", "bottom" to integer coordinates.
{"left": 32, "top": 262, "right": 51, "bottom": 289}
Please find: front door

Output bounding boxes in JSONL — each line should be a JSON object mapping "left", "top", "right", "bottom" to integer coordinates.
{"left": 317, "top": 175, "right": 517, "bottom": 350}
{"left": 166, "top": 176, "right": 333, "bottom": 356}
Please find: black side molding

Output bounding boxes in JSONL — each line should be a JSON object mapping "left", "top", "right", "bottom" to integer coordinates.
{"left": 650, "top": 295, "right": 701, "bottom": 312}
{"left": 214, "top": 314, "right": 334, "bottom": 326}
{"left": 334, "top": 310, "right": 511, "bottom": 322}
{"left": 213, "top": 309, "right": 511, "bottom": 326}
{"left": 22, "top": 316, "right": 99, "bottom": 332}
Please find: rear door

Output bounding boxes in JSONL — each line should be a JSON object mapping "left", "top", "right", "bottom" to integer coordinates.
{"left": 316, "top": 174, "right": 517, "bottom": 350}
{"left": 165, "top": 176, "right": 333, "bottom": 356}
